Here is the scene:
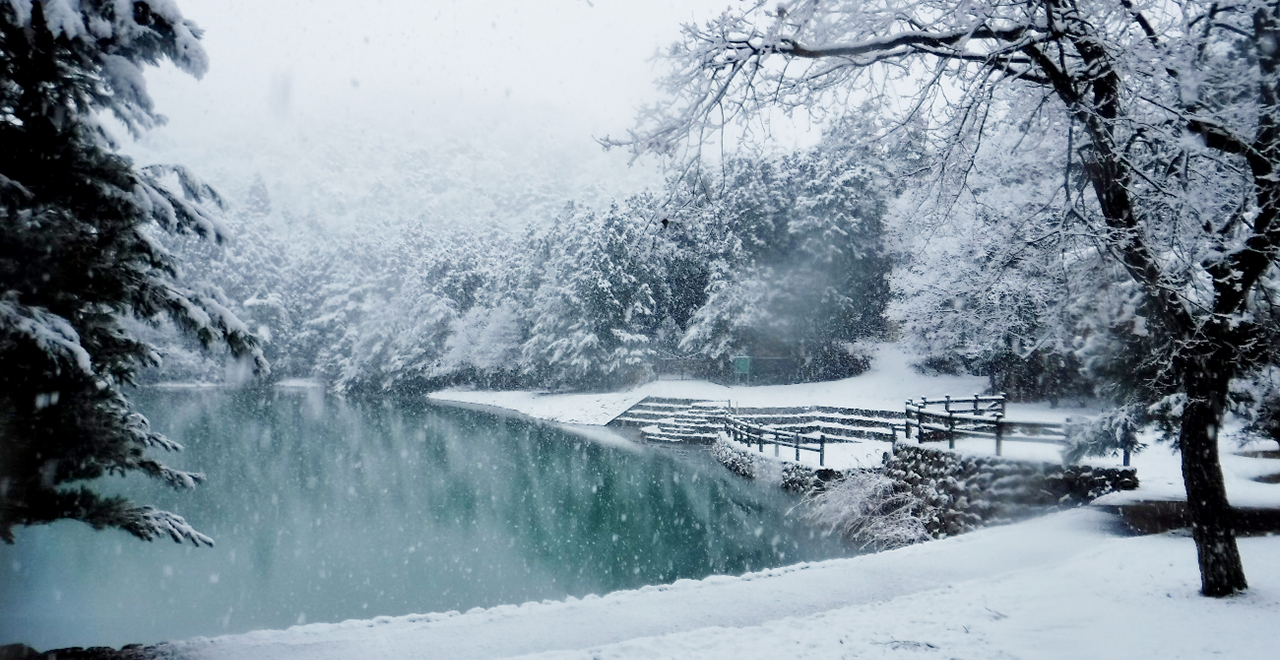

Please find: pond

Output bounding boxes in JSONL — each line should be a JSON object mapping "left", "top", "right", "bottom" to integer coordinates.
{"left": 0, "top": 388, "right": 852, "bottom": 650}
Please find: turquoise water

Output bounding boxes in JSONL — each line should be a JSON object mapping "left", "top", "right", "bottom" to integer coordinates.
{"left": 0, "top": 388, "right": 850, "bottom": 649}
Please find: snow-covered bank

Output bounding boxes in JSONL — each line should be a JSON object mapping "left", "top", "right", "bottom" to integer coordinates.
{"left": 429, "top": 343, "right": 1097, "bottom": 436}
{"left": 429, "top": 343, "right": 994, "bottom": 426}
{"left": 168, "top": 509, "right": 1280, "bottom": 659}
{"left": 149, "top": 344, "right": 1280, "bottom": 659}
{"left": 430, "top": 342, "right": 1280, "bottom": 509}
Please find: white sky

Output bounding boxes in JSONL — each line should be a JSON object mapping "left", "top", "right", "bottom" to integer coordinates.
{"left": 127, "top": 0, "right": 754, "bottom": 229}
{"left": 144, "top": 0, "right": 736, "bottom": 152}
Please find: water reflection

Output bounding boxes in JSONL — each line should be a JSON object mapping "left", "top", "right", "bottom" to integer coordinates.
{"left": 0, "top": 388, "right": 849, "bottom": 649}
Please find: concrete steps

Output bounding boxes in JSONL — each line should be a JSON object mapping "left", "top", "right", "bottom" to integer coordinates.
{"left": 608, "top": 397, "right": 700, "bottom": 428}
{"left": 608, "top": 398, "right": 726, "bottom": 444}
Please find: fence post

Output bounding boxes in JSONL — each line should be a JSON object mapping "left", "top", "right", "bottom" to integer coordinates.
{"left": 973, "top": 394, "right": 980, "bottom": 413}
{"left": 947, "top": 410, "right": 956, "bottom": 450}
{"left": 819, "top": 433, "right": 825, "bottom": 467}
{"left": 995, "top": 413, "right": 1004, "bottom": 457}
{"left": 944, "top": 395, "right": 952, "bottom": 413}
{"left": 920, "top": 394, "right": 929, "bottom": 438}
{"left": 904, "top": 400, "right": 913, "bottom": 440}
{"left": 999, "top": 393, "right": 1007, "bottom": 418}
{"left": 795, "top": 433, "right": 801, "bottom": 462}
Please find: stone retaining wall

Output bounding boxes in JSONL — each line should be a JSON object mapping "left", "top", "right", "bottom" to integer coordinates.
{"left": 710, "top": 437, "right": 1138, "bottom": 538}
{"left": 885, "top": 445, "right": 1138, "bottom": 536}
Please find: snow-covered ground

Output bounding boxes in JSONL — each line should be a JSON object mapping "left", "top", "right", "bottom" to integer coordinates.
{"left": 430, "top": 343, "right": 994, "bottom": 426}
{"left": 430, "top": 343, "right": 1145, "bottom": 467}
{"left": 172, "top": 509, "right": 1280, "bottom": 660}
{"left": 167, "top": 343, "right": 1280, "bottom": 659}
{"left": 429, "top": 343, "right": 1098, "bottom": 438}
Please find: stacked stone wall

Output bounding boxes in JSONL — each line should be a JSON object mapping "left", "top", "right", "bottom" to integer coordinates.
{"left": 710, "top": 438, "right": 1138, "bottom": 538}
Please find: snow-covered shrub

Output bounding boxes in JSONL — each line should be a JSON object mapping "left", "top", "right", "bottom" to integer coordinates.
{"left": 799, "top": 470, "right": 929, "bottom": 551}
{"left": 710, "top": 436, "right": 758, "bottom": 480}
{"left": 1063, "top": 404, "right": 1147, "bottom": 464}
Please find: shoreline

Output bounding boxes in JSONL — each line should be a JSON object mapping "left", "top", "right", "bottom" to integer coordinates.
{"left": 20, "top": 383, "right": 1280, "bottom": 658}
{"left": 131, "top": 507, "right": 1280, "bottom": 660}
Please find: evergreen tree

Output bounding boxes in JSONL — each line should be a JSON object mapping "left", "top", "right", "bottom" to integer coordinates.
{"left": 678, "top": 141, "right": 890, "bottom": 380}
{"left": 522, "top": 203, "right": 659, "bottom": 390}
{"left": 0, "top": 1, "right": 265, "bottom": 545}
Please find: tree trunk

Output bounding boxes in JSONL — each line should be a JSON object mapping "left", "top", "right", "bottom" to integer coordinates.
{"left": 1178, "top": 349, "right": 1248, "bottom": 596}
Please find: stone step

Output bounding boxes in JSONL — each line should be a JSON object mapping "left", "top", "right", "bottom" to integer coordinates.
{"left": 643, "top": 430, "right": 718, "bottom": 444}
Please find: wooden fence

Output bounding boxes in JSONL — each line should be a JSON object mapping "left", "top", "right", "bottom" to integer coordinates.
{"left": 722, "top": 415, "right": 830, "bottom": 466}
{"left": 903, "top": 394, "right": 1131, "bottom": 465}
{"left": 726, "top": 405, "right": 900, "bottom": 443}
{"left": 713, "top": 393, "right": 1130, "bottom": 467}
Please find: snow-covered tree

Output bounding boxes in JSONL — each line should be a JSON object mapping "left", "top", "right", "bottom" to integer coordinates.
{"left": 0, "top": 1, "right": 266, "bottom": 545}
{"left": 617, "top": 0, "right": 1280, "bottom": 597}
{"left": 888, "top": 107, "right": 1097, "bottom": 402}
{"left": 521, "top": 203, "right": 660, "bottom": 390}
{"left": 676, "top": 140, "right": 890, "bottom": 380}
{"left": 144, "top": 207, "right": 315, "bottom": 384}
{"left": 1231, "top": 366, "right": 1280, "bottom": 451}
{"left": 437, "top": 300, "right": 525, "bottom": 388}
{"left": 289, "top": 222, "right": 516, "bottom": 395}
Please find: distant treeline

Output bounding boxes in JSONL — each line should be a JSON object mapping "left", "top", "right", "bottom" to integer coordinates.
{"left": 143, "top": 123, "right": 898, "bottom": 394}
{"left": 143, "top": 115, "right": 1152, "bottom": 404}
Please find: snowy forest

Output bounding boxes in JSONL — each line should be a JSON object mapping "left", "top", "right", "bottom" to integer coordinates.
{"left": 139, "top": 121, "right": 897, "bottom": 396}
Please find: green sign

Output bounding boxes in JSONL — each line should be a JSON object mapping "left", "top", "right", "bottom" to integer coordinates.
{"left": 732, "top": 355, "right": 751, "bottom": 375}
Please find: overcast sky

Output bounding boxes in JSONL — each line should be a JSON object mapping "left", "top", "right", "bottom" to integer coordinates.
{"left": 143, "top": 0, "right": 733, "bottom": 151}
{"left": 125, "top": 0, "right": 748, "bottom": 228}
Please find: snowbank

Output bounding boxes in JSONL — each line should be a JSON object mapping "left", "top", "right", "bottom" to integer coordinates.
{"left": 170, "top": 509, "right": 1280, "bottom": 659}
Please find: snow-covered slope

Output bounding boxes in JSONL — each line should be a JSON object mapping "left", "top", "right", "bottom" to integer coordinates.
{"left": 170, "top": 509, "right": 1279, "bottom": 659}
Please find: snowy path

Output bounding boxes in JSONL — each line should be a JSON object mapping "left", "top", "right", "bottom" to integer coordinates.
{"left": 173, "top": 511, "right": 1120, "bottom": 660}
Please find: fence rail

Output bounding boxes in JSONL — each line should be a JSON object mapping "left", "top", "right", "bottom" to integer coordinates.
{"left": 911, "top": 394, "right": 1007, "bottom": 416}
{"left": 722, "top": 415, "right": 830, "bottom": 466}
{"left": 903, "top": 394, "right": 1132, "bottom": 465}
{"left": 679, "top": 393, "right": 1131, "bottom": 467}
